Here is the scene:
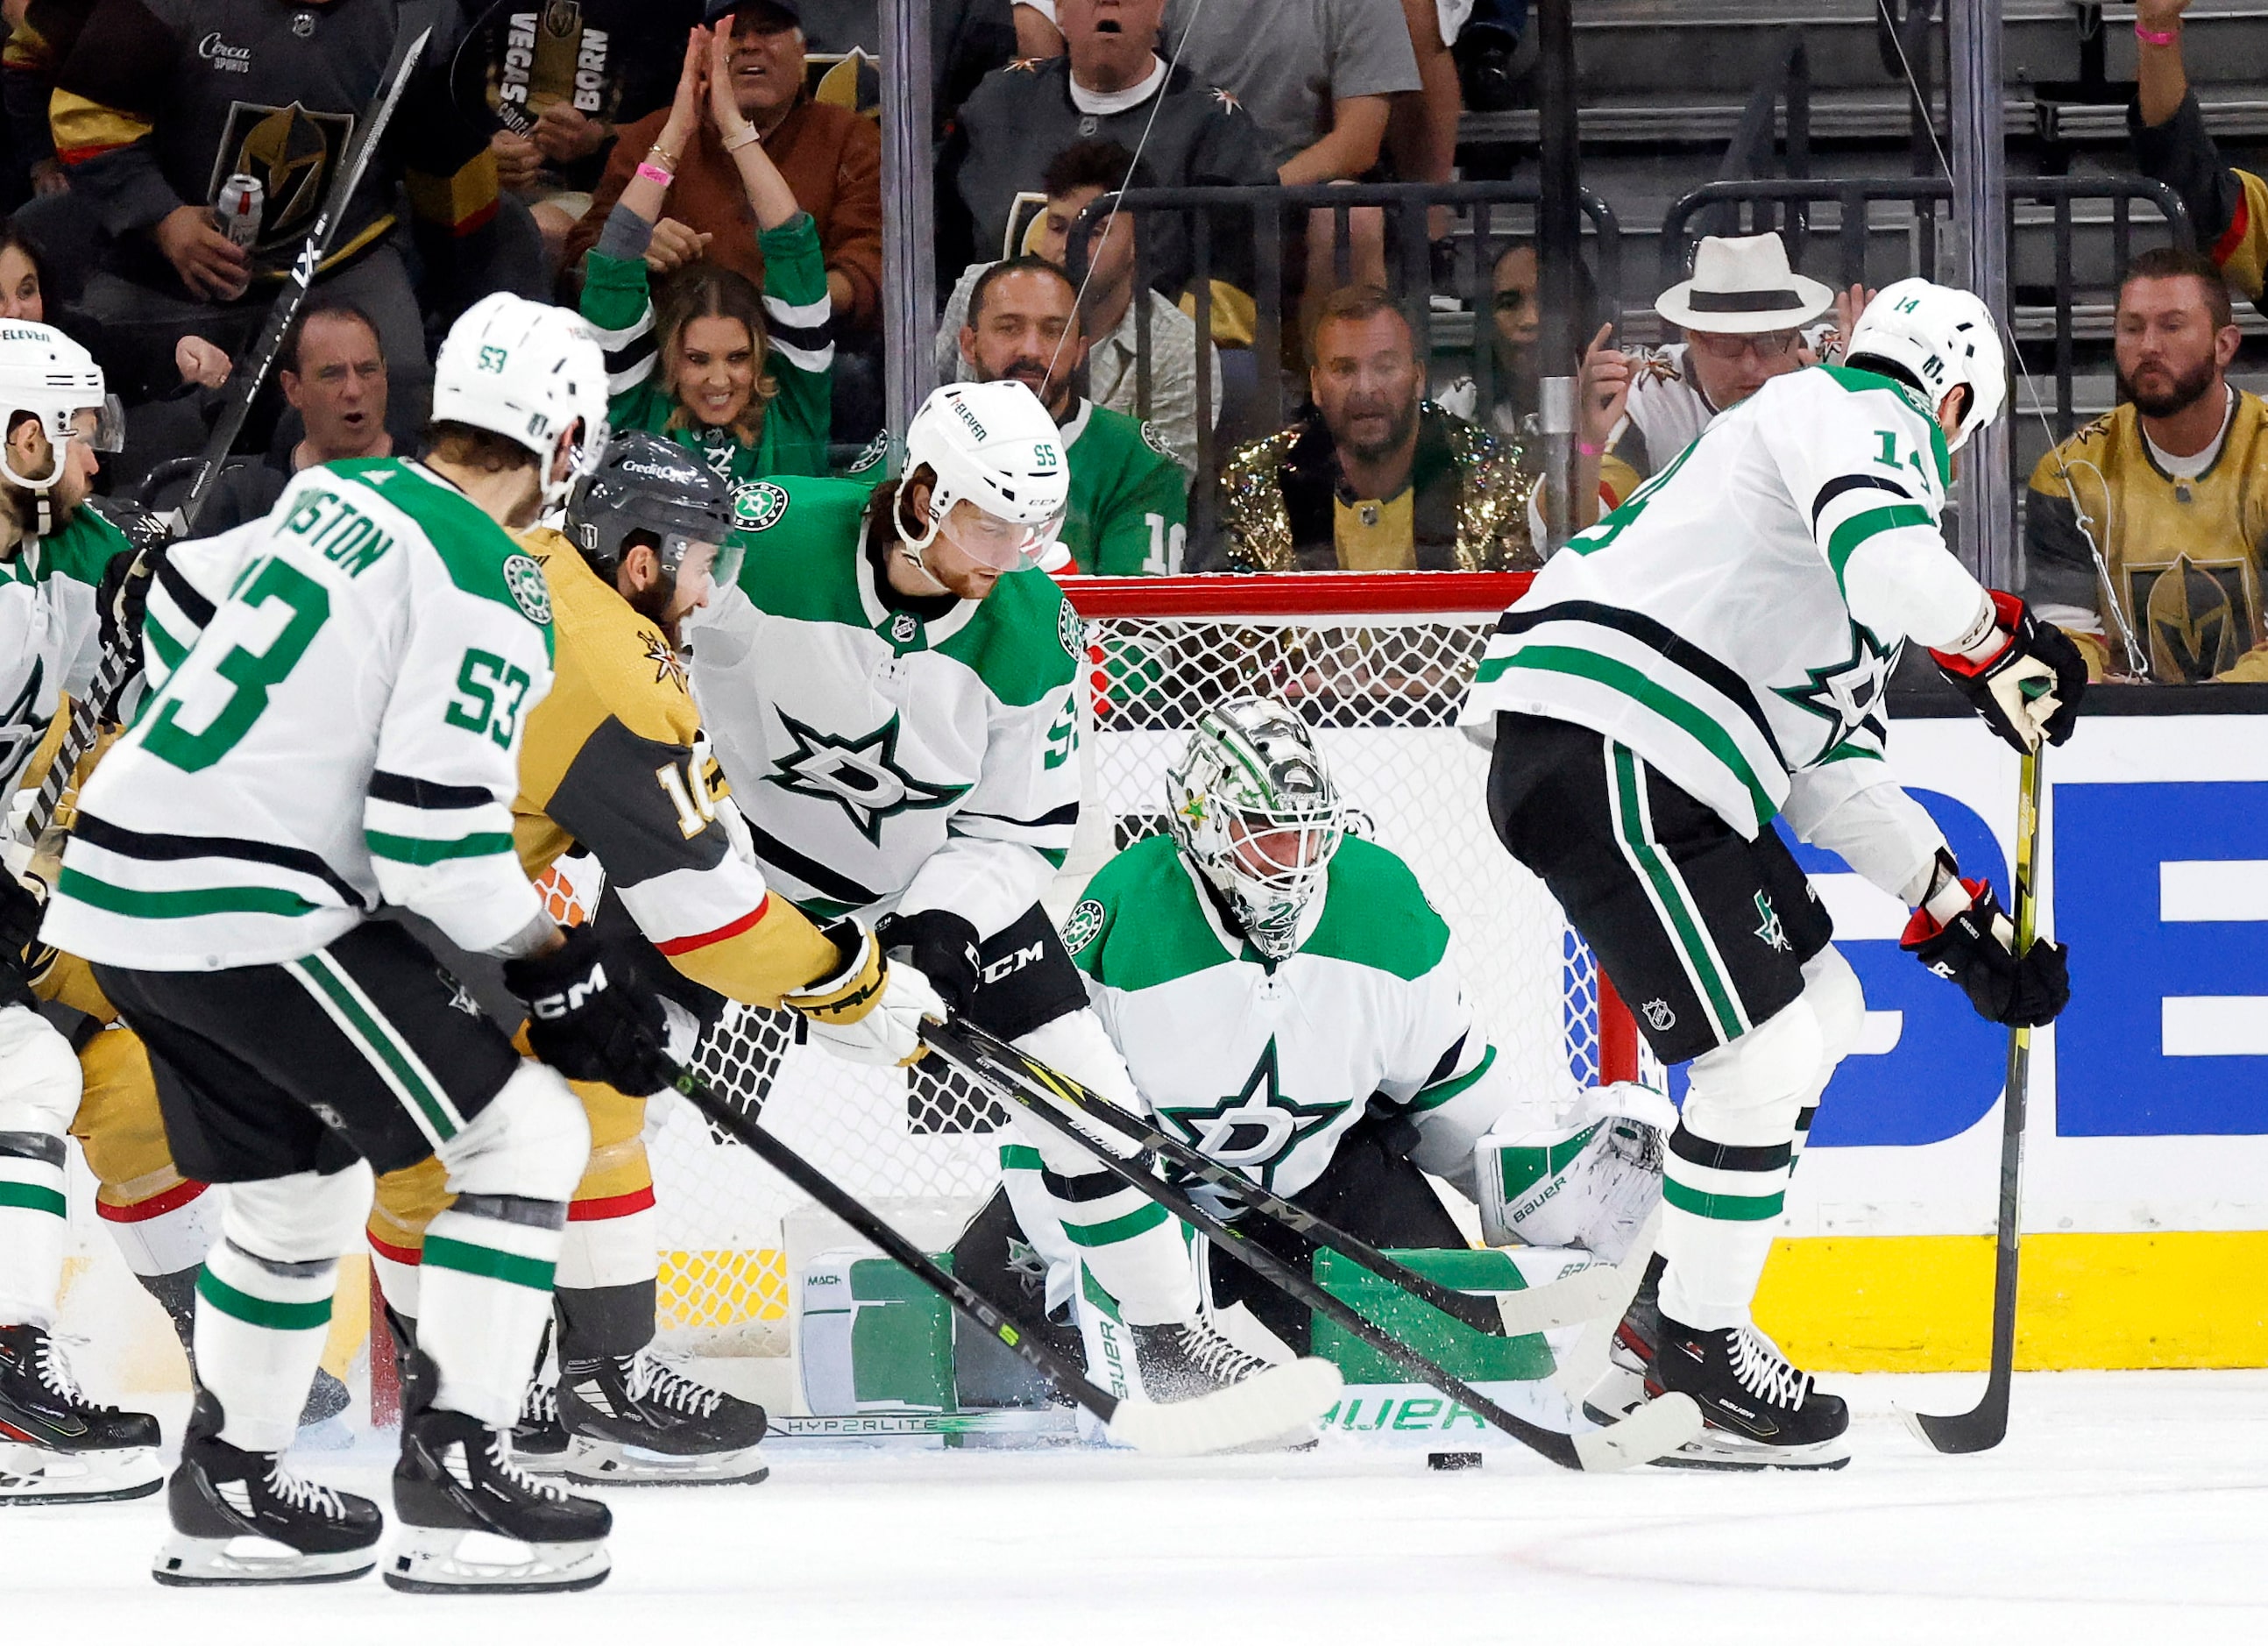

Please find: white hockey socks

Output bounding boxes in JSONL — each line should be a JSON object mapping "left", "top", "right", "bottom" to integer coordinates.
{"left": 416, "top": 1198, "right": 567, "bottom": 1428}
{"left": 196, "top": 1239, "right": 340, "bottom": 1454}
{"left": 0, "top": 1004, "right": 82, "bottom": 1330}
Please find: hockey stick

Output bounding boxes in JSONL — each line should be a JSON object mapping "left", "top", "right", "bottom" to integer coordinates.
{"left": 929, "top": 1018, "right": 1624, "bottom": 1338}
{"left": 921, "top": 1023, "right": 1702, "bottom": 1473}
{"left": 661, "top": 1057, "right": 1342, "bottom": 1457}
{"left": 22, "top": 10, "right": 437, "bottom": 845}
{"left": 1907, "top": 744, "right": 2044, "bottom": 1455}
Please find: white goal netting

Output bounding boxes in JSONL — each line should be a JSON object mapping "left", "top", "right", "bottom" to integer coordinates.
{"left": 573, "top": 577, "right": 1629, "bottom": 1354}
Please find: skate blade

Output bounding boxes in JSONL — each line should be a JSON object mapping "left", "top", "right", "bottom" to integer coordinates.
{"left": 1106, "top": 1355, "right": 1343, "bottom": 1458}
{"left": 507, "top": 1444, "right": 572, "bottom": 1476}
{"left": 1644, "top": 1429, "right": 1852, "bottom": 1472}
{"left": 563, "top": 1437, "right": 769, "bottom": 1487}
{"left": 382, "top": 1525, "right": 611, "bottom": 1593}
{"left": 152, "top": 1532, "right": 376, "bottom": 1586}
{"left": 1572, "top": 1391, "right": 1704, "bottom": 1472}
{"left": 2, "top": 1443, "right": 164, "bottom": 1508}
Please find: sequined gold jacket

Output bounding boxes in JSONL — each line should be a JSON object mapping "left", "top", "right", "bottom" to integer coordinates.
{"left": 1216, "top": 403, "right": 1542, "bottom": 572}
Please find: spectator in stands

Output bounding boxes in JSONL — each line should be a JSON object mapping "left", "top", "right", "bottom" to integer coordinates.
{"left": 1163, "top": 0, "right": 1417, "bottom": 184}
{"left": 1011, "top": 0, "right": 1061, "bottom": 57}
{"left": 4, "top": 0, "right": 87, "bottom": 204}
{"left": 39, "top": 0, "right": 506, "bottom": 422}
{"left": 1570, "top": 234, "right": 1836, "bottom": 529}
{"left": 581, "top": 25, "right": 836, "bottom": 486}
{"left": 939, "top": 0, "right": 1274, "bottom": 289}
{"left": 958, "top": 255, "right": 1187, "bottom": 574}
{"left": 1219, "top": 284, "right": 1534, "bottom": 571}
{"left": 0, "top": 216, "right": 47, "bottom": 319}
{"left": 936, "top": 140, "right": 1220, "bottom": 477}
{"left": 2023, "top": 246, "right": 2268, "bottom": 684}
{"left": 1388, "top": 0, "right": 1464, "bottom": 252}
{"left": 568, "top": 0, "right": 882, "bottom": 344}
{"left": 2131, "top": 0, "right": 2268, "bottom": 319}
{"left": 795, "top": 0, "right": 1019, "bottom": 132}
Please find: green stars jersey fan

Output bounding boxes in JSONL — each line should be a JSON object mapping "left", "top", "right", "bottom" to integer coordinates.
{"left": 1, "top": 507, "right": 124, "bottom": 801}
{"left": 686, "top": 477, "right": 1081, "bottom": 941}
{"left": 46, "top": 459, "right": 556, "bottom": 971}
{"left": 1058, "top": 398, "right": 1187, "bottom": 576}
{"left": 1460, "top": 363, "right": 1988, "bottom": 855}
{"left": 1067, "top": 832, "right": 1511, "bottom": 1199}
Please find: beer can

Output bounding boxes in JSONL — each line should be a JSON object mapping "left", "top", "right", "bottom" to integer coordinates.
{"left": 216, "top": 174, "right": 264, "bottom": 250}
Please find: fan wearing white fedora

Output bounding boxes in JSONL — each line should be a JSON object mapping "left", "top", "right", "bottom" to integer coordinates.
{"left": 1573, "top": 234, "right": 1866, "bottom": 529}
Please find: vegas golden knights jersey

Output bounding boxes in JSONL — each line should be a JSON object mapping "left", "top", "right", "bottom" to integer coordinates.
{"left": 2023, "top": 393, "right": 2268, "bottom": 684}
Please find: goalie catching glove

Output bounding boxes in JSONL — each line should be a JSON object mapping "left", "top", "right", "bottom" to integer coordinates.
{"left": 1930, "top": 591, "right": 2087, "bottom": 754}
{"left": 504, "top": 924, "right": 677, "bottom": 1095}
{"left": 782, "top": 919, "right": 947, "bottom": 1066}
{"left": 1901, "top": 872, "right": 2069, "bottom": 1027}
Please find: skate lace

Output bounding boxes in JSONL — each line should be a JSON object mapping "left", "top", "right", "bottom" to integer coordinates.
{"left": 265, "top": 1464, "right": 346, "bottom": 1520}
{"left": 1727, "top": 1325, "right": 1811, "bottom": 1411}
{"left": 485, "top": 1431, "right": 571, "bottom": 1501}
{"left": 521, "top": 1378, "right": 559, "bottom": 1426}
{"left": 625, "top": 1352, "right": 724, "bottom": 1418}
{"left": 33, "top": 1331, "right": 110, "bottom": 1411}
{"left": 1179, "top": 1324, "right": 1266, "bottom": 1384}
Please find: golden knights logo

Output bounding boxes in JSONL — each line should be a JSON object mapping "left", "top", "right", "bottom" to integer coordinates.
{"left": 485, "top": 1, "right": 620, "bottom": 131}
{"left": 2130, "top": 554, "right": 2257, "bottom": 682}
{"left": 208, "top": 101, "right": 353, "bottom": 257}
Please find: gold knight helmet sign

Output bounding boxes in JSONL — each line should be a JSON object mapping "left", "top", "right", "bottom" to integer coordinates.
{"left": 209, "top": 100, "right": 354, "bottom": 257}
{"left": 2134, "top": 553, "right": 2253, "bottom": 682}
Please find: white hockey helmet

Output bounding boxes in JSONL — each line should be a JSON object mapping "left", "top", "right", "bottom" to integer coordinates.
{"left": 1843, "top": 278, "right": 2007, "bottom": 451}
{"left": 897, "top": 380, "right": 1070, "bottom": 574}
{"left": 0, "top": 320, "right": 123, "bottom": 536}
{"left": 431, "top": 294, "right": 610, "bottom": 507}
{"left": 1164, "top": 696, "right": 1346, "bottom": 961}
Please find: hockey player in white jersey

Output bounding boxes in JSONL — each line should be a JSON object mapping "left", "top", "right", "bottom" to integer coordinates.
{"left": 40, "top": 294, "right": 667, "bottom": 1591}
{"left": 1461, "top": 280, "right": 2086, "bottom": 1468}
{"left": 689, "top": 380, "right": 1336, "bottom": 1412}
{"left": 1064, "top": 697, "right": 1670, "bottom": 1358}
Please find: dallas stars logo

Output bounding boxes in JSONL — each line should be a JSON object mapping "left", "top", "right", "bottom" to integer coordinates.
{"left": 1775, "top": 621, "right": 1900, "bottom": 752}
{"left": 1156, "top": 1039, "right": 1349, "bottom": 1191}
{"left": 763, "top": 709, "right": 969, "bottom": 845}
{"left": 640, "top": 628, "right": 687, "bottom": 691}
{"left": 1753, "top": 890, "right": 1790, "bottom": 953}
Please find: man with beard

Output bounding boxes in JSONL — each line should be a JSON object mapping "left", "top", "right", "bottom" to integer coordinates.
{"left": 1220, "top": 284, "right": 1536, "bottom": 571}
{"left": 956, "top": 255, "right": 1187, "bottom": 574}
{"left": 2023, "top": 246, "right": 2268, "bottom": 683}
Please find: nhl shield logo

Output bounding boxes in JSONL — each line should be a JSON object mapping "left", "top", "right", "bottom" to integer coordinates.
{"left": 501, "top": 554, "right": 552, "bottom": 625}
{"left": 734, "top": 479, "right": 789, "bottom": 533}
{"left": 1641, "top": 997, "right": 1677, "bottom": 1032}
{"left": 887, "top": 612, "right": 920, "bottom": 645}
{"left": 1060, "top": 897, "right": 1106, "bottom": 955}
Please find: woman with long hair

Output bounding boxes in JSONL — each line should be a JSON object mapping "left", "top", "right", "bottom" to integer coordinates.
{"left": 579, "top": 25, "right": 833, "bottom": 486}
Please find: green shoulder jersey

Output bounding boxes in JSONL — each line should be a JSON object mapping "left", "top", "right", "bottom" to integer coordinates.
{"left": 1059, "top": 398, "right": 1187, "bottom": 576}
{"left": 687, "top": 476, "right": 1084, "bottom": 940}
{"left": 580, "top": 211, "right": 837, "bottom": 499}
{"left": 1, "top": 506, "right": 128, "bottom": 801}
{"left": 1067, "top": 832, "right": 1510, "bottom": 1197}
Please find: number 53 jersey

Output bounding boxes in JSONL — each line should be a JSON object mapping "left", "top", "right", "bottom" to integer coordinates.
{"left": 48, "top": 459, "right": 556, "bottom": 972}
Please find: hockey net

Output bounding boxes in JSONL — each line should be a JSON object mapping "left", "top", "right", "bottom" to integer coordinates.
{"left": 556, "top": 572, "right": 1639, "bottom": 1356}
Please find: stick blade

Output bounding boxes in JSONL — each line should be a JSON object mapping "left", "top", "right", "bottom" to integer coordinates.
{"left": 1105, "top": 1357, "right": 1343, "bottom": 1458}
{"left": 1903, "top": 1395, "right": 2009, "bottom": 1455}
{"left": 1492, "top": 1263, "right": 1626, "bottom": 1336}
{"left": 1570, "top": 1392, "right": 1705, "bottom": 1472}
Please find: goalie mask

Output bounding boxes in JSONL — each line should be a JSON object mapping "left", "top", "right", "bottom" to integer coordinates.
{"left": 567, "top": 431, "right": 742, "bottom": 596}
{"left": 0, "top": 321, "right": 123, "bottom": 544}
{"left": 1165, "top": 697, "right": 1345, "bottom": 960}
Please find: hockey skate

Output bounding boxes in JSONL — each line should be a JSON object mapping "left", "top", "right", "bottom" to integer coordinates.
{"left": 0, "top": 1323, "right": 163, "bottom": 1507}
{"left": 151, "top": 1389, "right": 381, "bottom": 1585}
{"left": 1644, "top": 1315, "right": 1850, "bottom": 1471}
{"left": 1579, "top": 1252, "right": 1662, "bottom": 1430}
{"left": 386, "top": 1350, "right": 611, "bottom": 1593}
{"left": 1130, "top": 1319, "right": 1276, "bottom": 1402}
{"left": 509, "top": 1373, "right": 571, "bottom": 1474}
{"left": 557, "top": 1347, "right": 769, "bottom": 1486}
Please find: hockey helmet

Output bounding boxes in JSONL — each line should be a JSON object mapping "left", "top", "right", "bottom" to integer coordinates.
{"left": 1843, "top": 279, "right": 2007, "bottom": 451}
{"left": 432, "top": 294, "right": 610, "bottom": 507}
{"left": 896, "top": 380, "right": 1070, "bottom": 575}
{"left": 0, "top": 320, "right": 122, "bottom": 540}
{"left": 1164, "top": 697, "right": 1346, "bottom": 961}
{"left": 567, "top": 432, "right": 741, "bottom": 592}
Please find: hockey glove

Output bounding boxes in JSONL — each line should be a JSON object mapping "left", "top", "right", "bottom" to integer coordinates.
{"left": 95, "top": 543, "right": 164, "bottom": 668}
{"left": 874, "top": 908, "right": 982, "bottom": 1018}
{"left": 0, "top": 872, "right": 42, "bottom": 1010}
{"left": 783, "top": 919, "right": 947, "bottom": 1067}
{"left": 503, "top": 924, "right": 676, "bottom": 1095}
{"left": 1900, "top": 877, "right": 2070, "bottom": 1027}
{"left": 1929, "top": 591, "right": 2087, "bottom": 754}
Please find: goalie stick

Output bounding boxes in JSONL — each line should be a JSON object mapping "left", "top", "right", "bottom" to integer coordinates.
{"left": 661, "top": 1058, "right": 1343, "bottom": 1457}
{"left": 921, "top": 1022, "right": 1703, "bottom": 1473}
{"left": 1907, "top": 745, "right": 2045, "bottom": 1455}
{"left": 22, "top": 6, "right": 436, "bottom": 845}
{"left": 928, "top": 1018, "right": 1624, "bottom": 1338}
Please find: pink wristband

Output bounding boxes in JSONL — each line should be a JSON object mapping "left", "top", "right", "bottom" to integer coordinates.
{"left": 635, "top": 160, "right": 674, "bottom": 188}
{"left": 2135, "top": 20, "right": 2178, "bottom": 47}
{"left": 1577, "top": 440, "right": 1606, "bottom": 458}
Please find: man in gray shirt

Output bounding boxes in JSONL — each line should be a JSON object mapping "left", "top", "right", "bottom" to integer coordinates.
{"left": 1162, "top": 0, "right": 1420, "bottom": 181}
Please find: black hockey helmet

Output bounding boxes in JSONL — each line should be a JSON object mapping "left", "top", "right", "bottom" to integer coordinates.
{"left": 566, "top": 431, "right": 740, "bottom": 589}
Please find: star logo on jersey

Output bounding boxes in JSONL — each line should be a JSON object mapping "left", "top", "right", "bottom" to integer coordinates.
{"left": 502, "top": 553, "right": 552, "bottom": 626}
{"left": 1753, "top": 890, "right": 1790, "bottom": 953}
{"left": 641, "top": 629, "right": 688, "bottom": 692}
{"left": 1004, "top": 1235, "right": 1046, "bottom": 1298}
{"left": 1775, "top": 620, "right": 1899, "bottom": 753}
{"left": 1155, "top": 1039, "right": 1349, "bottom": 1191}
{"left": 763, "top": 709, "right": 971, "bottom": 846}
{"left": 733, "top": 479, "right": 789, "bottom": 534}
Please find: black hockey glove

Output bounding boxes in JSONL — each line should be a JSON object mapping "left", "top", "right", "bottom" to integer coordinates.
{"left": 1900, "top": 877, "right": 2070, "bottom": 1028}
{"left": 875, "top": 908, "right": 982, "bottom": 1018}
{"left": 1928, "top": 591, "right": 2087, "bottom": 755}
{"left": 503, "top": 924, "right": 675, "bottom": 1096}
{"left": 94, "top": 543, "right": 166, "bottom": 708}
{"left": 0, "top": 873, "right": 43, "bottom": 1009}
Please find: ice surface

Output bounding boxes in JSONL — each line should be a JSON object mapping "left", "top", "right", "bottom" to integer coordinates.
{"left": 4, "top": 1372, "right": 2263, "bottom": 1643}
